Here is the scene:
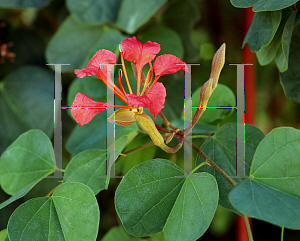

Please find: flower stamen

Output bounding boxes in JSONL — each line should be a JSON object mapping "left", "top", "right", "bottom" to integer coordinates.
{"left": 141, "top": 56, "right": 153, "bottom": 96}
{"left": 119, "top": 44, "right": 133, "bottom": 94}
{"left": 98, "top": 67, "right": 127, "bottom": 104}
{"left": 118, "top": 69, "right": 126, "bottom": 96}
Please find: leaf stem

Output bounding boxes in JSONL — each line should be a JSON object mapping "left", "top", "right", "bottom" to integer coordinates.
{"left": 190, "top": 161, "right": 208, "bottom": 174}
{"left": 293, "top": 3, "right": 297, "bottom": 10}
{"left": 184, "top": 137, "right": 237, "bottom": 187}
{"left": 45, "top": 184, "right": 61, "bottom": 197}
{"left": 281, "top": 227, "right": 284, "bottom": 241}
{"left": 243, "top": 214, "right": 254, "bottom": 241}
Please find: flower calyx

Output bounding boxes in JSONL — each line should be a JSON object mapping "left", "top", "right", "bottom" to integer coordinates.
{"left": 107, "top": 107, "right": 143, "bottom": 127}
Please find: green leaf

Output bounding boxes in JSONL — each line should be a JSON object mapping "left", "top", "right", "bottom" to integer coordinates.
{"left": 115, "top": 0, "right": 167, "bottom": 33}
{"left": 231, "top": 0, "right": 299, "bottom": 12}
{"left": 229, "top": 179, "right": 300, "bottom": 229}
{"left": 0, "top": 0, "right": 51, "bottom": 8}
{"left": 0, "top": 130, "right": 55, "bottom": 195}
{"left": 182, "top": 84, "right": 236, "bottom": 125}
{"left": 275, "top": 9, "right": 297, "bottom": 72}
{"left": 0, "top": 66, "right": 54, "bottom": 154}
{"left": 0, "top": 178, "right": 42, "bottom": 209}
{"left": 66, "top": 111, "right": 139, "bottom": 156}
{"left": 257, "top": 8, "right": 296, "bottom": 66}
{"left": 115, "top": 159, "right": 218, "bottom": 240}
{"left": 0, "top": 229, "right": 7, "bottom": 241}
{"left": 46, "top": 16, "right": 124, "bottom": 73}
{"left": 280, "top": 24, "right": 300, "bottom": 102}
{"left": 102, "top": 226, "right": 143, "bottom": 241}
{"left": 64, "top": 136, "right": 127, "bottom": 194}
{"left": 66, "top": 0, "right": 122, "bottom": 24}
{"left": 196, "top": 123, "right": 265, "bottom": 213}
{"left": 64, "top": 149, "right": 107, "bottom": 194}
{"left": 243, "top": 10, "right": 281, "bottom": 52}
{"left": 137, "top": 26, "right": 184, "bottom": 59}
{"left": 162, "top": 0, "right": 200, "bottom": 61}
{"left": 251, "top": 127, "right": 300, "bottom": 199}
{"left": 7, "top": 182, "right": 99, "bottom": 240}
{"left": 230, "top": 127, "right": 300, "bottom": 229}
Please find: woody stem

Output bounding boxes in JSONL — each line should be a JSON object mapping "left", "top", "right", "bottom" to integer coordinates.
{"left": 183, "top": 137, "right": 238, "bottom": 187}
{"left": 184, "top": 107, "right": 206, "bottom": 135}
{"left": 121, "top": 141, "right": 154, "bottom": 156}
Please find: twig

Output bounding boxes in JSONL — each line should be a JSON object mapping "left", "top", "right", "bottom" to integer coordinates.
{"left": 122, "top": 141, "right": 154, "bottom": 156}
{"left": 184, "top": 137, "right": 237, "bottom": 187}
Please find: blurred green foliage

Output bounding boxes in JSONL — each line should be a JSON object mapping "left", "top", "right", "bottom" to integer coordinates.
{"left": 0, "top": 0, "right": 300, "bottom": 240}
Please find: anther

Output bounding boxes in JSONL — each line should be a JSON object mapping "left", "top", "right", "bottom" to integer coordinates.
{"left": 100, "top": 61, "right": 103, "bottom": 70}
{"left": 119, "top": 44, "right": 123, "bottom": 53}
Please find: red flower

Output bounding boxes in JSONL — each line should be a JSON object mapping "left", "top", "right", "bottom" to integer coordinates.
{"left": 72, "top": 36, "right": 189, "bottom": 126}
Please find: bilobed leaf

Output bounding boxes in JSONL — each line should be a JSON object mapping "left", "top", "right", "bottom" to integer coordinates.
{"left": 251, "top": 127, "right": 300, "bottom": 199}
{"left": 0, "top": 0, "right": 51, "bottom": 8}
{"left": 46, "top": 16, "right": 124, "bottom": 73}
{"left": 115, "top": 159, "right": 218, "bottom": 240}
{"left": 66, "top": 0, "right": 122, "bottom": 24}
{"left": 66, "top": 111, "right": 139, "bottom": 156}
{"left": 229, "top": 179, "right": 300, "bottom": 229}
{"left": 64, "top": 136, "right": 127, "bottom": 194}
{"left": 196, "top": 123, "right": 265, "bottom": 213}
{"left": 280, "top": 24, "right": 300, "bottom": 102}
{"left": 229, "top": 127, "right": 300, "bottom": 229}
{"left": 116, "top": 0, "right": 167, "bottom": 33}
{"left": 243, "top": 10, "right": 281, "bottom": 52}
{"left": 231, "top": 0, "right": 298, "bottom": 12}
{"left": 0, "top": 130, "right": 55, "bottom": 195}
{"left": 0, "top": 66, "right": 54, "bottom": 154}
{"left": 7, "top": 183, "right": 99, "bottom": 240}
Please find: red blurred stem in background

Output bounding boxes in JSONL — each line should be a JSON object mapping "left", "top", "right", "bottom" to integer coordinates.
{"left": 237, "top": 7, "right": 255, "bottom": 241}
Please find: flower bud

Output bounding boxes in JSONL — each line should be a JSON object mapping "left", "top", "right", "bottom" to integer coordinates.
{"left": 210, "top": 43, "right": 226, "bottom": 90}
{"left": 135, "top": 112, "right": 165, "bottom": 147}
{"left": 108, "top": 108, "right": 137, "bottom": 126}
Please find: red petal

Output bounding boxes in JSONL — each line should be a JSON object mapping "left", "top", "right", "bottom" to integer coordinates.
{"left": 71, "top": 93, "right": 113, "bottom": 126}
{"left": 125, "top": 82, "right": 166, "bottom": 118}
{"left": 153, "top": 54, "right": 189, "bottom": 77}
{"left": 74, "top": 49, "right": 117, "bottom": 83}
{"left": 121, "top": 37, "right": 160, "bottom": 73}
